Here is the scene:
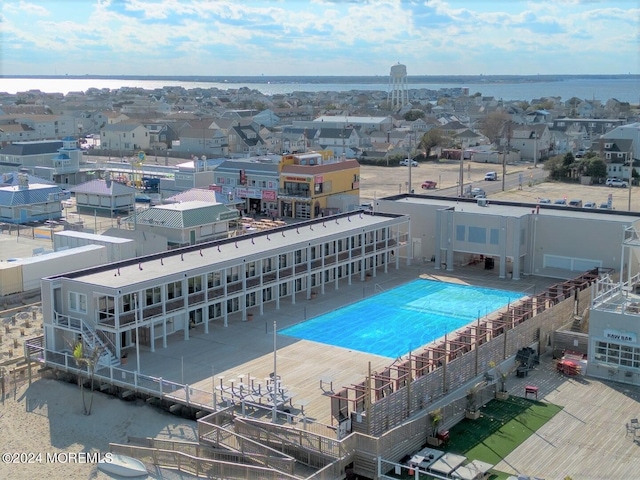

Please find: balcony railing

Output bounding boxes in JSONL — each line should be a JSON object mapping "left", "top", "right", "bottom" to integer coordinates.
{"left": 277, "top": 189, "right": 310, "bottom": 199}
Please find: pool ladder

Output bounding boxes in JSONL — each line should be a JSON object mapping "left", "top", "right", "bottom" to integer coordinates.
{"left": 374, "top": 283, "right": 385, "bottom": 293}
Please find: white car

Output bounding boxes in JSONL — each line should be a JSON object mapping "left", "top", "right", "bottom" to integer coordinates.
{"left": 607, "top": 179, "right": 628, "bottom": 188}
{"left": 399, "top": 159, "right": 418, "bottom": 167}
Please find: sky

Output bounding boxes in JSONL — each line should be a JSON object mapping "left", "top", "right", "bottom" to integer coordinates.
{"left": 1, "top": 0, "right": 638, "bottom": 77}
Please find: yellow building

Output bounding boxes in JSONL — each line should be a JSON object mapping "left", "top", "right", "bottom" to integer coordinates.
{"left": 278, "top": 151, "right": 360, "bottom": 219}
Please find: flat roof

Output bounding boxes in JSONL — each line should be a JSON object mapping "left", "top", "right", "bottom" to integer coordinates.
{"left": 54, "top": 230, "right": 132, "bottom": 244}
{"left": 56, "top": 212, "right": 407, "bottom": 289}
{"left": 384, "top": 194, "right": 640, "bottom": 221}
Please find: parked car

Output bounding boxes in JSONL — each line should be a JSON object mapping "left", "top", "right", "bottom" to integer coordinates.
{"left": 538, "top": 198, "right": 551, "bottom": 204}
{"left": 583, "top": 201, "right": 597, "bottom": 208}
{"left": 421, "top": 180, "right": 437, "bottom": 189}
{"left": 484, "top": 171, "right": 498, "bottom": 181}
{"left": 470, "top": 187, "right": 486, "bottom": 198}
{"left": 607, "top": 178, "right": 628, "bottom": 188}
{"left": 568, "top": 199, "right": 583, "bottom": 207}
{"left": 599, "top": 202, "right": 613, "bottom": 209}
{"left": 554, "top": 199, "right": 567, "bottom": 205}
{"left": 400, "top": 158, "right": 418, "bottom": 167}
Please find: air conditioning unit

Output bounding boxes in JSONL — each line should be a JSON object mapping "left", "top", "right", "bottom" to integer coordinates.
{"left": 477, "top": 198, "right": 488, "bottom": 207}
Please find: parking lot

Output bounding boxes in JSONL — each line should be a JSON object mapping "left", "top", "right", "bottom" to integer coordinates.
{"left": 359, "top": 160, "right": 640, "bottom": 212}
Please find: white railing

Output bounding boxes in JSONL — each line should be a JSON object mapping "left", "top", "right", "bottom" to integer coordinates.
{"left": 53, "top": 312, "right": 118, "bottom": 366}
{"left": 30, "top": 342, "right": 335, "bottom": 439}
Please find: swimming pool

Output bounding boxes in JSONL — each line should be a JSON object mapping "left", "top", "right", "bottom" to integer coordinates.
{"left": 280, "top": 279, "right": 525, "bottom": 358}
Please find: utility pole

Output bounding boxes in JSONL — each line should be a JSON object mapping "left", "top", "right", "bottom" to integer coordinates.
{"left": 629, "top": 149, "right": 634, "bottom": 211}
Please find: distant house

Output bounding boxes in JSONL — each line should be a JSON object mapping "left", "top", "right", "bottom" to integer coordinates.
{"left": 227, "top": 125, "right": 268, "bottom": 156}
{"left": 253, "top": 109, "right": 280, "bottom": 128}
{"left": 71, "top": 176, "right": 136, "bottom": 214}
{"left": 0, "top": 137, "right": 82, "bottom": 185}
{"left": 0, "top": 172, "right": 64, "bottom": 224}
{"left": 511, "top": 124, "right": 551, "bottom": 162}
{"left": 172, "top": 127, "right": 228, "bottom": 157}
{"left": 315, "top": 127, "right": 360, "bottom": 151}
{"left": 100, "top": 123, "right": 150, "bottom": 154}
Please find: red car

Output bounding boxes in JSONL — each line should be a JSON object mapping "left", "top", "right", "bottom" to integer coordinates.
{"left": 421, "top": 180, "right": 437, "bottom": 189}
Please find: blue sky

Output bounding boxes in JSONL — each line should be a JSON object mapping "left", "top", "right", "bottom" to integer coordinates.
{"left": 1, "top": 0, "right": 638, "bottom": 76}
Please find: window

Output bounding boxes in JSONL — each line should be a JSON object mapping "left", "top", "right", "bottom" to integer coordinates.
{"left": 145, "top": 286, "right": 161, "bottom": 306}
{"left": 456, "top": 225, "right": 465, "bottom": 242}
{"left": 188, "top": 275, "right": 202, "bottom": 293}
{"left": 468, "top": 226, "right": 486, "bottom": 244}
{"left": 69, "top": 292, "right": 87, "bottom": 313}
{"left": 207, "top": 272, "right": 221, "bottom": 288}
{"left": 167, "top": 281, "right": 183, "bottom": 299}
{"left": 121, "top": 293, "right": 134, "bottom": 312}
{"left": 594, "top": 340, "right": 640, "bottom": 368}
{"left": 490, "top": 228, "right": 499, "bottom": 245}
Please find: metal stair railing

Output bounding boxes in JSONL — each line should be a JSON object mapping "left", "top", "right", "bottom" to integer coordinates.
{"left": 81, "top": 323, "right": 117, "bottom": 367}
{"left": 53, "top": 311, "right": 117, "bottom": 366}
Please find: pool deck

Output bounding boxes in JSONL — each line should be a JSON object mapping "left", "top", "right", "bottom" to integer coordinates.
{"left": 120, "top": 263, "right": 640, "bottom": 478}
{"left": 497, "top": 352, "right": 640, "bottom": 479}
{"left": 127, "top": 263, "right": 556, "bottom": 428}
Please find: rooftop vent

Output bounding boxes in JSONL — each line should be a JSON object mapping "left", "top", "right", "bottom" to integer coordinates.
{"left": 477, "top": 198, "right": 488, "bottom": 207}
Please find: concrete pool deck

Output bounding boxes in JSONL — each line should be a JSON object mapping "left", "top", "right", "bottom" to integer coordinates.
{"left": 125, "top": 262, "right": 558, "bottom": 428}
{"left": 111, "top": 263, "right": 640, "bottom": 478}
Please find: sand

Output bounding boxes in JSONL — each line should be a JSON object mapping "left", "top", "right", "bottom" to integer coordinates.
{"left": 0, "top": 377, "right": 198, "bottom": 479}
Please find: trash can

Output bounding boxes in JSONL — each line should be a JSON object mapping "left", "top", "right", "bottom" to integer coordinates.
{"left": 484, "top": 257, "right": 494, "bottom": 270}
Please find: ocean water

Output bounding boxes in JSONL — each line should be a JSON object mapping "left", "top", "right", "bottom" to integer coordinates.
{"left": 0, "top": 76, "right": 638, "bottom": 104}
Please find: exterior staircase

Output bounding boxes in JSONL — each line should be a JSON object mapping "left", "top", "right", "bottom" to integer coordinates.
{"left": 53, "top": 312, "right": 119, "bottom": 368}
{"left": 82, "top": 324, "right": 120, "bottom": 368}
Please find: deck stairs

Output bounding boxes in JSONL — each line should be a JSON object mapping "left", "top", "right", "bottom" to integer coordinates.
{"left": 52, "top": 312, "right": 119, "bottom": 367}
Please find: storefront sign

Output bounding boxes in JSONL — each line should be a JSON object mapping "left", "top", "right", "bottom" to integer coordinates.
{"left": 284, "top": 176, "right": 308, "bottom": 182}
{"left": 314, "top": 175, "right": 324, "bottom": 184}
{"left": 262, "top": 190, "right": 277, "bottom": 201}
{"left": 604, "top": 329, "right": 636, "bottom": 343}
{"left": 235, "top": 187, "right": 260, "bottom": 199}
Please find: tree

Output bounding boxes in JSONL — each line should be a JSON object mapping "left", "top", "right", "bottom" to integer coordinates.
{"left": 585, "top": 157, "right": 607, "bottom": 179}
{"left": 418, "top": 129, "right": 444, "bottom": 159}
{"left": 481, "top": 111, "right": 510, "bottom": 146}
{"left": 72, "top": 341, "right": 103, "bottom": 416}
{"left": 403, "top": 109, "right": 425, "bottom": 121}
{"left": 429, "top": 408, "right": 442, "bottom": 437}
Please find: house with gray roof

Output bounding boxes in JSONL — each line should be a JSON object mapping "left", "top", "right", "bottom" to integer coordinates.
{"left": 122, "top": 200, "right": 239, "bottom": 246}
{"left": 70, "top": 176, "right": 136, "bottom": 215}
{"left": 227, "top": 125, "right": 268, "bottom": 157}
{"left": 0, "top": 137, "right": 82, "bottom": 185}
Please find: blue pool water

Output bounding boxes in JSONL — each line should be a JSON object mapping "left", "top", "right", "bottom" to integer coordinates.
{"left": 280, "top": 279, "right": 525, "bottom": 358}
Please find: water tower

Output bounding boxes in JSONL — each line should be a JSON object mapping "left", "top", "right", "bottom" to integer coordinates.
{"left": 388, "top": 63, "right": 408, "bottom": 109}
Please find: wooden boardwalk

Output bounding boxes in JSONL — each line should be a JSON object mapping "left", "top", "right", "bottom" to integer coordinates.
{"left": 497, "top": 357, "right": 640, "bottom": 479}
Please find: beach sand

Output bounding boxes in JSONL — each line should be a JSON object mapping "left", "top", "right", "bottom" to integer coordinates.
{"left": 0, "top": 376, "right": 198, "bottom": 479}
